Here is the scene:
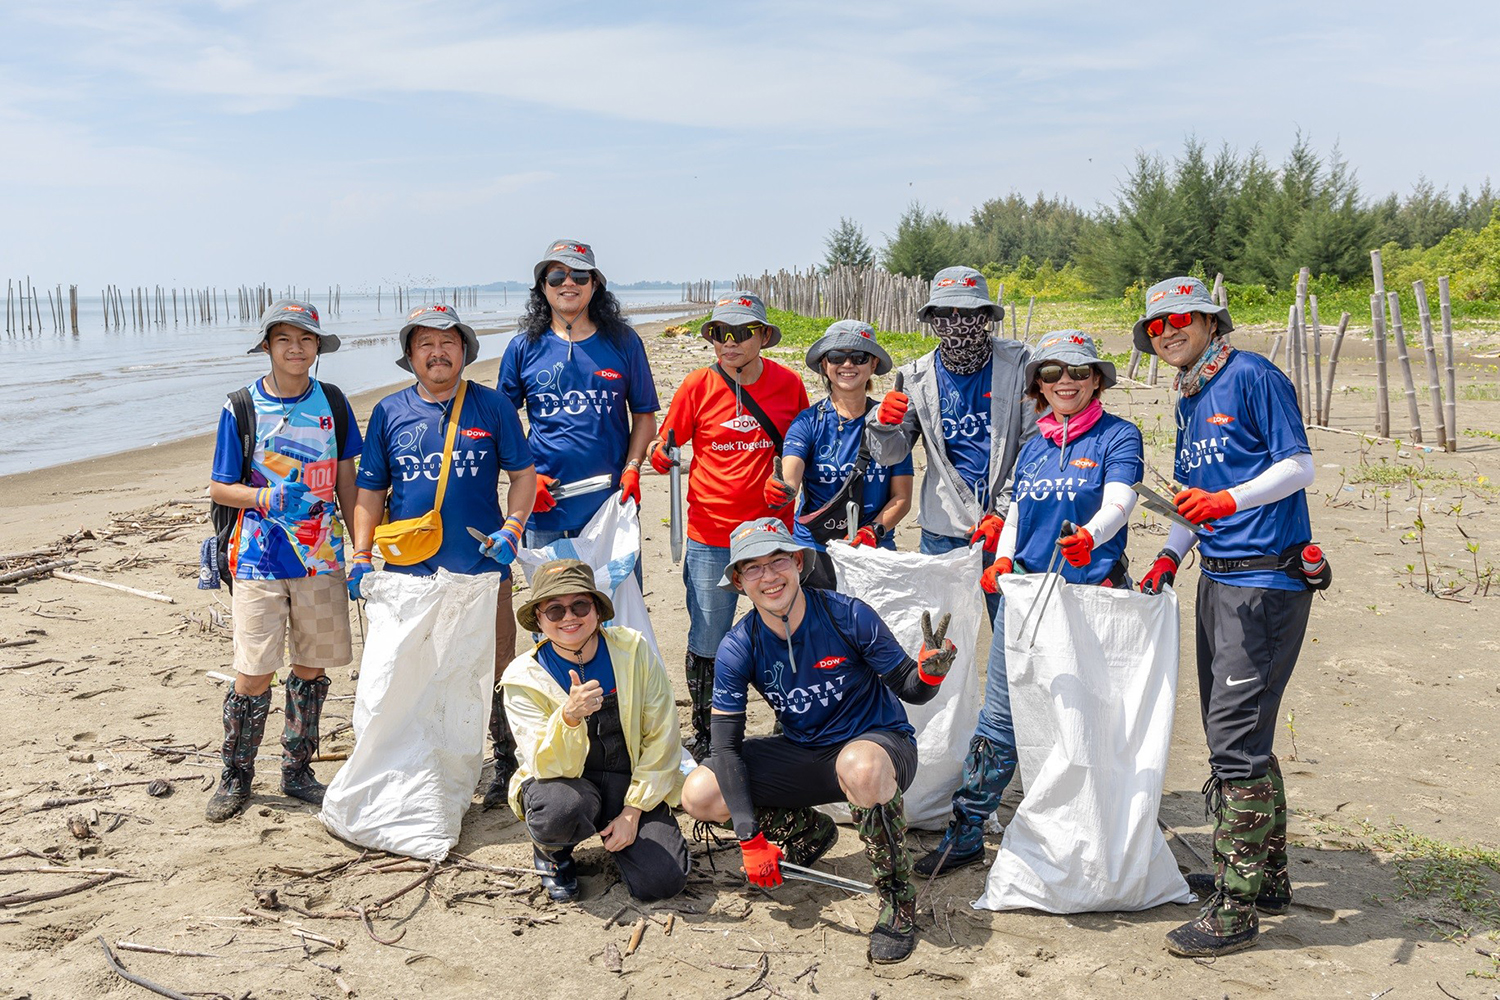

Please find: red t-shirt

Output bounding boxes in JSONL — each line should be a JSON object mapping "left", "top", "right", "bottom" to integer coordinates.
{"left": 660, "top": 360, "right": 811, "bottom": 547}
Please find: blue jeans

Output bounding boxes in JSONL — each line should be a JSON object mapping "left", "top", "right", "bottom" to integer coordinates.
{"left": 524, "top": 525, "right": 644, "bottom": 589}
{"left": 683, "top": 539, "right": 740, "bottom": 657}
{"left": 973, "top": 592, "right": 1014, "bottom": 750}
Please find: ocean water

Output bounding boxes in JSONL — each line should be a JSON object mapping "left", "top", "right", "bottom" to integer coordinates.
{"left": 0, "top": 289, "right": 700, "bottom": 477}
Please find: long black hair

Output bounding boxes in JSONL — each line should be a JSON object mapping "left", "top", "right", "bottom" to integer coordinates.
{"left": 519, "top": 279, "right": 629, "bottom": 342}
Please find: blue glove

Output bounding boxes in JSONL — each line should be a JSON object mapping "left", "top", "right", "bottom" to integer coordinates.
{"left": 347, "top": 552, "right": 373, "bottom": 600}
{"left": 256, "top": 480, "right": 317, "bottom": 520}
{"left": 481, "top": 515, "right": 525, "bottom": 566}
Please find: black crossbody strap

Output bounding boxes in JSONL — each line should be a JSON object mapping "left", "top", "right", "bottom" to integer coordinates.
{"left": 713, "top": 363, "right": 784, "bottom": 454}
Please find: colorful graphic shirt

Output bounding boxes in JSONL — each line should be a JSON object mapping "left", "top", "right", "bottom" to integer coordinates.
{"left": 498, "top": 327, "right": 659, "bottom": 533}
{"left": 1174, "top": 350, "right": 1312, "bottom": 591}
{"left": 211, "top": 379, "right": 363, "bottom": 580}
{"left": 934, "top": 356, "right": 993, "bottom": 502}
{"left": 782, "top": 398, "right": 913, "bottom": 551}
{"left": 657, "top": 361, "right": 810, "bottom": 547}
{"left": 358, "top": 382, "right": 532, "bottom": 577}
{"left": 1010, "top": 412, "right": 1143, "bottom": 584}
{"left": 713, "top": 589, "right": 914, "bottom": 747}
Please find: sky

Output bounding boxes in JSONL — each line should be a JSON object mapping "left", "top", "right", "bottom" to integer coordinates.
{"left": 1, "top": 0, "right": 1496, "bottom": 289}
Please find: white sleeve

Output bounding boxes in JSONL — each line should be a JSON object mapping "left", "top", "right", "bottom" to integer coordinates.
{"left": 996, "top": 501, "right": 1021, "bottom": 559}
{"left": 1227, "top": 453, "right": 1315, "bottom": 511}
{"left": 1165, "top": 522, "right": 1198, "bottom": 561}
{"left": 1080, "top": 480, "right": 1137, "bottom": 547}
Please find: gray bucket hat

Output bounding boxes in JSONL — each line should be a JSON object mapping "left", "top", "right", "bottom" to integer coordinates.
{"left": 716, "top": 517, "right": 815, "bottom": 591}
{"left": 1024, "top": 330, "right": 1117, "bottom": 390}
{"left": 699, "top": 291, "right": 782, "bottom": 349}
{"left": 396, "top": 303, "right": 480, "bottom": 372}
{"left": 1131, "top": 276, "right": 1234, "bottom": 355}
{"left": 805, "top": 320, "right": 893, "bottom": 376}
{"left": 532, "top": 239, "right": 606, "bottom": 288}
{"left": 918, "top": 266, "right": 1004, "bottom": 322}
{"left": 252, "top": 299, "right": 341, "bottom": 354}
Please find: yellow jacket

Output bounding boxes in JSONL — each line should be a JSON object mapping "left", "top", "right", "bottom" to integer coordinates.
{"left": 500, "top": 626, "right": 684, "bottom": 819}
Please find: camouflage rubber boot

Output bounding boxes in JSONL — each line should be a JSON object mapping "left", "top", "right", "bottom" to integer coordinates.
{"left": 1166, "top": 774, "right": 1275, "bottom": 957}
{"left": 756, "top": 806, "right": 838, "bottom": 867}
{"left": 280, "top": 673, "right": 331, "bottom": 805}
{"left": 915, "top": 735, "right": 1015, "bottom": 878}
{"left": 1185, "top": 758, "right": 1292, "bottom": 915}
{"left": 851, "top": 788, "right": 918, "bottom": 965}
{"left": 205, "top": 688, "right": 270, "bottom": 823}
{"left": 483, "top": 686, "right": 519, "bottom": 811}
{"left": 684, "top": 652, "right": 716, "bottom": 762}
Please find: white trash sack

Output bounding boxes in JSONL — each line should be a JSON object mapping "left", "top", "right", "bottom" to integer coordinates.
{"left": 320, "top": 568, "right": 501, "bottom": 861}
{"left": 974, "top": 574, "right": 1191, "bottom": 913}
{"left": 825, "top": 541, "right": 986, "bottom": 830}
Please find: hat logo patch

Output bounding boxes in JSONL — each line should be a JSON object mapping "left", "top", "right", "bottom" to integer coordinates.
{"left": 1207, "top": 413, "right": 1235, "bottom": 426}
{"left": 1070, "top": 457, "right": 1098, "bottom": 469}
{"left": 409, "top": 304, "right": 450, "bottom": 319}
{"left": 1175, "top": 284, "right": 1196, "bottom": 295}
{"left": 935, "top": 277, "right": 979, "bottom": 289}
{"left": 1149, "top": 290, "right": 1168, "bottom": 304}
{"left": 716, "top": 296, "right": 756, "bottom": 308}
{"left": 550, "top": 242, "right": 591, "bottom": 255}
{"left": 813, "top": 656, "right": 846, "bottom": 671}
{"left": 595, "top": 368, "right": 622, "bottom": 380}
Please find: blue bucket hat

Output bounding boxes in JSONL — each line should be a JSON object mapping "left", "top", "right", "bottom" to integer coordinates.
{"left": 918, "top": 266, "right": 1004, "bottom": 322}
{"left": 533, "top": 239, "right": 606, "bottom": 288}
{"left": 1132, "top": 276, "right": 1234, "bottom": 355}
{"left": 1024, "top": 330, "right": 1117, "bottom": 389}
{"left": 396, "top": 303, "right": 480, "bottom": 372}
{"left": 700, "top": 291, "right": 782, "bottom": 349}
{"left": 805, "top": 320, "right": 893, "bottom": 376}
{"left": 253, "top": 299, "right": 340, "bottom": 354}
{"left": 716, "top": 517, "right": 815, "bottom": 591}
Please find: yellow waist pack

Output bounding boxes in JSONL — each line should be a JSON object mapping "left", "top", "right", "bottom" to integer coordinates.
{"left": 374, "top": 380, "right": 467, "bottom": 566}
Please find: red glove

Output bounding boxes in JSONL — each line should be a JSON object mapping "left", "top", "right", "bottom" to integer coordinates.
{"left": 739, "top": 833, "right": 783, "bottom": 888}
{"left": 534, "top": 474, "right": 557, "bottom": 514}
{"left": 877, "top": 390, "right": 909, "bottom": 426}
{"left": 649, "top": 439, "right": 677, "bottom": 475}
{"left": 980, "top": 557, "right": 1013, "bottom": 594}
{"left": 1059, "top": 526, "right": 1094, "bottom": 567}
{"left": 851, "top": 524, "right": 885, "bottom": 548}
{"left": 763, "top": 472, "right": 796, "bottom": 510}
{"left": 1175, "top": 488, "right": 1236, "bottom": 525}
{"left": 916, "top": 611, "right": 956, "bottom": 683}
{"left": 1139, "top": 552, "right": 1179, "bottom": 594}
{"left": 618, "top": 466, "right": 641, "bottom": 506}
{"left": 969, "top": 513, "right": 1004, "bottom": 553}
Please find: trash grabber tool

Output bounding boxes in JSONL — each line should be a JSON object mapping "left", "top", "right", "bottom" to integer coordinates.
{"left": 780, "top": 861, "right": 873, "bottom": 894}
{"left": 1021, "top": 521, "right": 1074, "bottom": 649}
{"left": 667, "top": 430, "right": 684, "bottom": 564}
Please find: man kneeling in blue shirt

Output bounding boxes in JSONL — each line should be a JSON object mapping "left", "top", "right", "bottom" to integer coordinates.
{"left": 680, "top": 518, "right": 957, "bottom": 965}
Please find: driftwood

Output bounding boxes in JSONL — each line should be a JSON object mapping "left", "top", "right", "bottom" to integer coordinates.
{"left": 96, "top": 937, "right": 197, "bottom": 1000}
{"left": 0, "top": 560, "right": 77, "bottom": 586}
{"left": 1, "top": 871, "right": 120, "bottom": 907}
{"left": 52, "top": 571, "right": 175, "bottom": 604}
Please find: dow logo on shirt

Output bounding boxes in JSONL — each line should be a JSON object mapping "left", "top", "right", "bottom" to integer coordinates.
{"left": 532, "top": 389, "right": 621, "bottom": 419}
{"left": 939, "top": 389, "right": 990, "bottom": 440}
{"left": 1016, "top": 475, "right": 1081, "bottom": 502}
{"left": 393, "top": 449, "right": 491, "bottom": 481}
{"left": 1179, "top": 435, "right": 1230, "bottom": 471}
{"left": 720, "top": 414, "right": 762, "bottom": 434}
{"left": 762, "top": 661, "right": 849, "bottom": 715}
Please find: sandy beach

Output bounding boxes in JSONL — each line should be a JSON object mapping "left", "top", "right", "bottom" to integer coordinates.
{"left": 2, "top": 317, "right": 1499, "bottom": 999}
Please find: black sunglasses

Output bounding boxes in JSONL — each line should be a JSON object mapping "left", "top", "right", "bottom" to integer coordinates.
{"left": 823, "top": 350, "right": 873, "bottom": 367}
{"left": 544, "top": 269, "right": 594, "bottom": 287}
{"left": 1036, "top": 363, "right": 1097, "bottom": 384}
{"left": 707, "top": 324, "right": 764, "bottom": 344}
{"left": 539, "top": 598, "right": 597, "bottom": 623}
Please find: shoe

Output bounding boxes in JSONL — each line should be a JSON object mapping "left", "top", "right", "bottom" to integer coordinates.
{"left": 533, "top": 846, "right": 579, "bottom": 902}
{"left": 868, "top": 896, "right": 917, "bottom": 964}
{"left": 913, "top": 735, "right": 1013, "bottom": 878}
{"left": 851, "top": 788, "right": 919, "bottom": 965}
{"left": 1166, "top": 774, "right": 1275, "bottom": 958}
{"left": 1185, "top": 871, "right": 1291, "bottom": 915}
{"left": 206, "top": 688, "right": 270, "bottom": 823}
{"left": 1165, "top": 890, "right": 1259, "bottom": 957}
{"left": 913, "top": 832, "right": 985, "bottom": 879}
{"left": 280, "top": 674, "right": 330, "bottom": 806}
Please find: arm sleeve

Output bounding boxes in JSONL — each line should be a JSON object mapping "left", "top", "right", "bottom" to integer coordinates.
{"left": 1165, "top": 522, "right": 1199, "bottom": 560}
{"left": 210, "top": 406, "right": 244, "bottom": 484}
{"left": 1226, "top": 453, "right": 1315, "bottom": 511}
{"left": 338, "top": 400, "right": 364, "bottom": 461}
{"left": 502, "top": 677, "right": 589, "bottom": 783}
{"left": 355, "top": 405, "right": 391, "bottom": 490}
{"left": 624, "top": 642, "right": 686, "bottom": 813}
{"left": 709, "top": 712, "right": 758, "bottom": 841}
{"left": 1081, "top": 481, "right": 1137, "bottom": 548}
{"left": 878, "top": 657, "right": 941, "bottom": 705}
{"left": 996, "top": 500, "right": 1020, "bottom": 559}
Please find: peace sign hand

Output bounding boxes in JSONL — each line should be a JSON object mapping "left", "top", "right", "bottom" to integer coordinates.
{"left": 916, "top": 610, "right": 957, "bottom": 682}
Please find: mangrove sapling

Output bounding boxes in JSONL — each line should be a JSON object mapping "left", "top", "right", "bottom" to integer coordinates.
{"left": 1283, "top": 711, "right": 1299, "bottom": 762}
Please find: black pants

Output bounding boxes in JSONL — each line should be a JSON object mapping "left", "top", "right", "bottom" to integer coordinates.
{"left": 521, "top": 772, "right": 690, "bottom": 902}
{"left": 702, "top": 729, "right": 918, "bottom": 809}
{"left": 1196, "top": 575, "right": 1313, "bottom": 781}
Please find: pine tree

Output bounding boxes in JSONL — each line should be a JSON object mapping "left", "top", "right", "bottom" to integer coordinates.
{"left": 823, "top": 217, "right": 876, "bottom": 271}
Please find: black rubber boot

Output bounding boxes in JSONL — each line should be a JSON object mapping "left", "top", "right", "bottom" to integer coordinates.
{"left": 205, "top": 688, "right": 270, "bottom": 823}
{"left": 533, "top": 844, "right": 579, "bottom": 902}
{"left": 281, "top": 674, "right": 330, "bottom": 805}
{"left": 684, "top": 652, "right": 716, "bottom": 762}
{"left": 483, "top": 686, "right": 518, "bottom": 811}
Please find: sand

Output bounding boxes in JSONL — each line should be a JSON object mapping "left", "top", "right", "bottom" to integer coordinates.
{"left": 2, "top": 317, "right": 1498, "bottom": 1000}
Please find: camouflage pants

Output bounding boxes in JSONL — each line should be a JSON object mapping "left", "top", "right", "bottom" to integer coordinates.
{"left": 756, "top": 806, "right": 835, "bottom": 866}
{"left": 1207, "top": 773, "right": 1276, "bottom": 917}
{"left": 1264, "top": 754, "right": 1289, "bottom": 893}
{"left": 220, "top": 688, "right": 271, "bottom": 789}
{"left": 947, "top": 735, "right": 1016, "bottom": 851}
{"left": 851, "top": 788, "right": 916, "bottom": 926}
{"left": 282, "top": 674, "right": 329, "bottom": 776}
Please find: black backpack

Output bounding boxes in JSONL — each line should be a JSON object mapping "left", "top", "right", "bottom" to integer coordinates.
{"left": 209, "top": 381, "right": 350, "bottom": 591}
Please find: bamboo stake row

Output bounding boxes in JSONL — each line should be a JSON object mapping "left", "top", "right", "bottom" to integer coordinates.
{"left": 733, "top": 265, "right": 930, "bottom": 334}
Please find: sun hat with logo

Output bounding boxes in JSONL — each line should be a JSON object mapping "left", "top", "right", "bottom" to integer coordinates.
{"left": 1132, "top": 276, "right": 1234, "bottom": 355}
{"left": 395, "top": 304, "right": 480, "bottom": 372}
{"left": 804, "top": 319, "right": 893, "bottom": 376}
{"left": 699, "top": 291, "right": 782, "bottom": 349}
{"left": 532, "top": 239, "right": 605, "bottom": 288}
{"left": 917, "top": 266, "right": 1004, "bottom": 321}
{"left": 516, "top": 558, "right": 617, "bottom": 634}
{"left": 1024, "top": 330, "right": 1117, "bottom": 389}
{"left": 716, "top": 517, "right": 814, "bottom": 591}
{"left": 252, "top": 299, "right": 341, "bottom": 354}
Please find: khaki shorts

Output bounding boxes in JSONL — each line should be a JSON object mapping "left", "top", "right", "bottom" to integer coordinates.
{"left": 232, "top": 572, "right": 353, "bottom": 676}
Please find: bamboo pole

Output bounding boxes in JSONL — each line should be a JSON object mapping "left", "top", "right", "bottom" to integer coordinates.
{"left": 1147, "top": 354, "right": 1159, "bottom": 386}
{"left": 1386, "top": 292, "right": 1422, "bottom": 443}
{"left": 1319, "top": 311, "right": 1350, "bottom": 427}
{"left": 1023, "top": 296, "right": 1035, "bottom": 341}
{"left": 1438, "top": 277, "right": 1457, "bottom": 452}
{"left": 1411, "top": 280, "right": 1448, "bottom": 450}
{"left": 1309, "top": 294, "right": 1323, "bottom": 426}
{"left": 1127, "top": 348, "right": 1142, "bottom": 380}
{"left": 1370, "top": 294, "right": 1389, "bottom": 438}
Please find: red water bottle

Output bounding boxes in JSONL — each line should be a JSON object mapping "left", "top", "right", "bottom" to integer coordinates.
{"left": 1301, "top": 544, "right": 1331, "bottom": 591}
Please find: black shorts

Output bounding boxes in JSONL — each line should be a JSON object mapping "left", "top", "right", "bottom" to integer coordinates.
{"left": 703, "top": 728, "right": 918, "bottom": 809}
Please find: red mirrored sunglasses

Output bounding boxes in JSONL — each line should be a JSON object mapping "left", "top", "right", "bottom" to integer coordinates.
{"left": 1145, "top": 312, "right": 1196, "bottom": 337}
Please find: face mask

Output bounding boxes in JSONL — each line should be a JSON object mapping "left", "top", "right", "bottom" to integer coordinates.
{"left": 929, "top": 313, "right": 992, "bottom": 375}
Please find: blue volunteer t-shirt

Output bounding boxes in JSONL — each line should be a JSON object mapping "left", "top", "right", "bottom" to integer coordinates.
{"left": 934, "top": 356, "right": 993, "bottom": 500}
{"left": 537, "top": 640, "right": 617, "bottom": 697}
{"left": 498, "top": 327, "right": 659, "bottom": 533}
{"left": 1174, "top": 350, "right": 1312, "bottom": 591}
{"left": 782, "top": 399, "right": 913, "bottom": 551}
{"left": 712, "top": 589, "right": 914, "bottom": 747}
{"left": 1010, "top": 411, "right": 1143, "bottom": 585}
{"left": 358, "top": 382, "right": 532, "bottom": 578}
{"left": 211, "top": 378, "right": 363, "bottom": 580}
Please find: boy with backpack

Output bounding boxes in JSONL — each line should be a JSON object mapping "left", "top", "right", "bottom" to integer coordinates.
{"left": 205, "top": 300, "right": 362, "bottom": 822}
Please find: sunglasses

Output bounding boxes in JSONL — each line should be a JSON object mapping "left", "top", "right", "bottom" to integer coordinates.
{"left": 538, "top": 598, "right": 597, "bottom": 623}
{"left": 738, "top": 554, "right": 796, "bottom": 583}
{"left": 1145, "top": 312, "right": 1196, "bottom": 337}
{"left": 707, "top": 323, "right": 766, "bottom": 344}
{"left": 544, "top": 269, "right": 594, "bottom": 288}
{"left": 1036, "top": 363, "right": 1096, "bottom": 384}
{"left": 823, "top": 350, "right": 873, "bottom": 367}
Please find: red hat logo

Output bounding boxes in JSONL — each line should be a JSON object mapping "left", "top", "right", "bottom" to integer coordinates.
{"left": 1175, "top": 284, "right": 1196, "bottom": 296}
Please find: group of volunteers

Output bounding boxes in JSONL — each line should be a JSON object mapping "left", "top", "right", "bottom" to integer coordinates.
{"left": 207, "top": 229, "right": 1319, "bottom": 964}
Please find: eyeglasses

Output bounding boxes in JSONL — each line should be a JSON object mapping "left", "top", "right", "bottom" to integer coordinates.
{"left": 737, "top": 554, "right": 796, "bottom": 583}
{"left": 1145, "top": 312, "right": 1196, "bottom": 337}
{"left": 707, "top": 324, "right": 765, "bottom": 344}
{"left": 1036, "top": 363, "right": 1097, "bottom": 384}
{"left": 538, "top": 598, "right": 597, "bottom": 623}
{"left": 544, "top": 269, "right": 594, "bottom": 288}
{"left": 823, "top": 350, "right": 873, "bottom": 367}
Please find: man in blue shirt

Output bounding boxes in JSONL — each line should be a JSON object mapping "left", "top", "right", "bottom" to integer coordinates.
{"left": 679, "top": 518, "right": 958, "bottom": 965}
{"left": 1134, "top": 277, "right": 1318, "bottom": 958}
{"left": 206, "top": 300, "right": 363, "bottom": 822}
{"left": 351, "top": 304, "right": 537, "bottom": 810}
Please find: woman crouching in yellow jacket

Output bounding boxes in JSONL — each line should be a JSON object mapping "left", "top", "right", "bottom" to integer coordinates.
{"left": 501, "top": 558, "right": 689, "bottom": 902}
